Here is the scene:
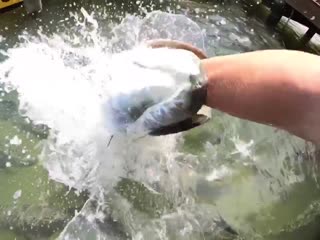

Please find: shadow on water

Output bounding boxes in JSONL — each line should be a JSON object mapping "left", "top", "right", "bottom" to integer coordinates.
{"left": 1, "top": 1, "right": 320, "bottom": 240}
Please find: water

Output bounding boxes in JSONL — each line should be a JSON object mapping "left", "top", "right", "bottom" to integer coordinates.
{"left": 0, "top": 1, "right": 320, "bottom": 240}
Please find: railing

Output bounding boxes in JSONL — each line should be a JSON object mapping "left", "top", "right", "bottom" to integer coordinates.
{"left": 262, "top": 0, "right": 320, "bottom": 47}
{"left": 0, "top": 0, "right": 22, "bottom": 10}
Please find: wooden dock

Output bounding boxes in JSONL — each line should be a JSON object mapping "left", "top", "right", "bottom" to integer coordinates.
{"left": 263, "top": 0, "right": 320, "bottom": 46}
{"left": 0, "top": 0, "right": 41, "bottom": 13}
{"left": 0, "top": 0, "right": 22, "bottom": 10}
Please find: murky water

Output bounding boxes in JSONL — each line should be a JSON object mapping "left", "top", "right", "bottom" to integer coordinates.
{"left": 0, "top": 1, "right": 320, "bottom": 240}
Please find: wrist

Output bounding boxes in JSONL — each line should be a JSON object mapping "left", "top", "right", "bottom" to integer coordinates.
{"left": 200, "top": 57, "right": 230, "bottom": 110}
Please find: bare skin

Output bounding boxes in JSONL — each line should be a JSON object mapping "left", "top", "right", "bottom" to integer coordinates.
{"left": 202, "top": 50, "right": 320, "bottom": 143}
{"left": 148, "top": 40, "right": 320, "bottom": 143}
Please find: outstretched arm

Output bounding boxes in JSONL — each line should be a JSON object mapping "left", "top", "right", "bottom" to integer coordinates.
{"left": 202, "top": 50, "right": 320, "bottom": 143}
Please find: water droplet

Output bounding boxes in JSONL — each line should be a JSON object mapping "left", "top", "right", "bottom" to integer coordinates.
{"left": 220, "top": 19, "right": 227, "bottom": 25}
{"left": 13, "top": 190, "right": 22, "bottom": 200}
{"left": 10, "top": 135, "right": 22, "bottom": 145}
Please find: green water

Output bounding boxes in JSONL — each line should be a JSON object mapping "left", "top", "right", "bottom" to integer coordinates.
{"left": 1, "top": 0, "right": 320, "bottom": 240}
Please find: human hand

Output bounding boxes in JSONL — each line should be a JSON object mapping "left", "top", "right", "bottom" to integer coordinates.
{"left": 104, "top": 40, "right": 209, "bottom": 137}
{"left": 202, "top": 49, "right": 320, "bottom": 143}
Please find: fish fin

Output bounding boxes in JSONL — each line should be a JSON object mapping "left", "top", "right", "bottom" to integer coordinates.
{"left": 149, "top": 114, "right": 210, "bottom": 136}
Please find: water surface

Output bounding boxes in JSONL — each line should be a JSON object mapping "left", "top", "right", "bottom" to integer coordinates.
{"left": 0, "top": 1, "right": 319, "bottom": 240}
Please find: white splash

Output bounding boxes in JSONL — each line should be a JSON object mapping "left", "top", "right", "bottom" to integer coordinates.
{"left": 206, "top": 165, "right": 232, "bottom": 182}
{"left": 0, "top": 12, "right": 217, "bottom": 239}
{"left": 0, "top": 10, "right": 204, "bottom": 197}
{"left": 230, "top": 136, "right": 254, "bottom": 158}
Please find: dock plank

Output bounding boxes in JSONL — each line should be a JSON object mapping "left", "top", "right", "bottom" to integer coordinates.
{"left": 285, "top": 0, "right": 320, "bottom": 30}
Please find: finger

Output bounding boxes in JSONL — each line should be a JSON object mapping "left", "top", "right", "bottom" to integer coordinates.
{"left": 145, "top": 39, "right": 207, "bottom": 60}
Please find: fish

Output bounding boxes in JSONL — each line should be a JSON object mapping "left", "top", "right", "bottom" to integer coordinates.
{"left": 105, "top": 40, "right": 210, "bottom": 138}
{"left": 146, "top": 39, "right": 210, "bottom": 136}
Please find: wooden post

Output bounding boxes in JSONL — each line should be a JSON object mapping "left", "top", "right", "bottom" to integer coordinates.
{"left": 265, "top": 0, "right": 287, "bottom": 27}
{"left": 299, "top": 27, "right": 316, "bottom": 48}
